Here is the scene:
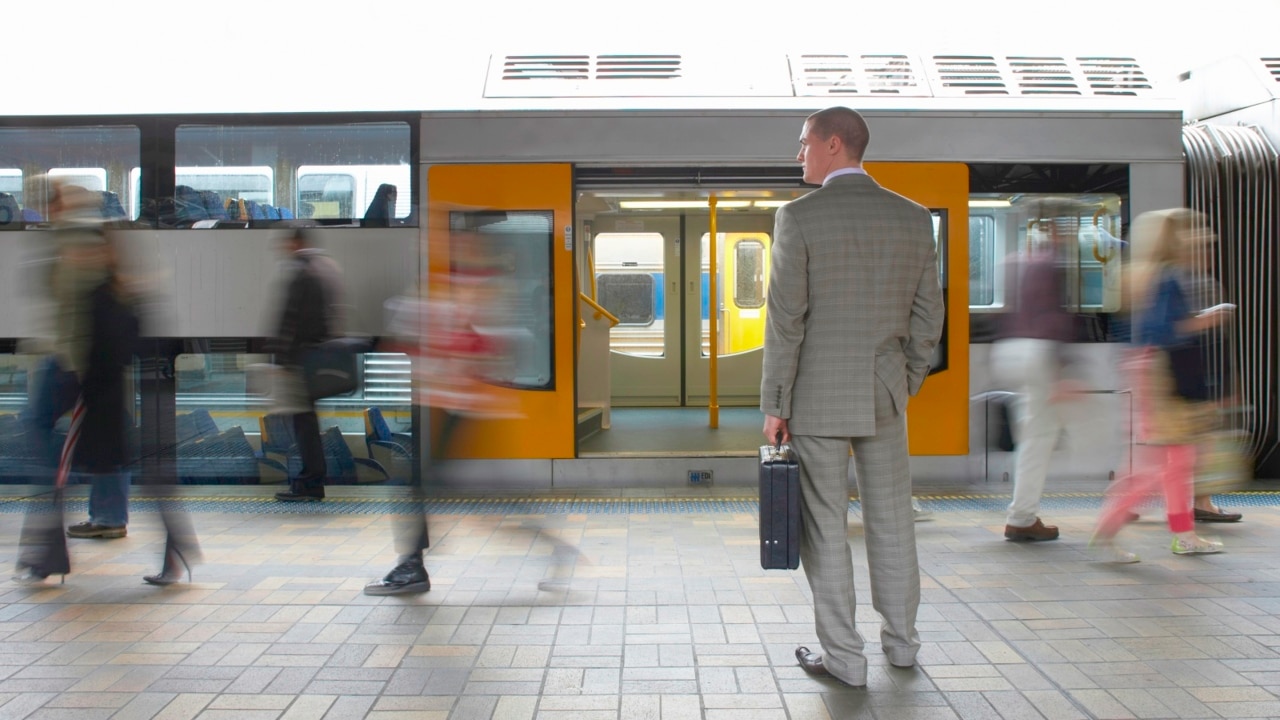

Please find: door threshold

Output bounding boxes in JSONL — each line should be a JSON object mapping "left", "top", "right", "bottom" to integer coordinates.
{"left": 576, "top": 449, "right": 756, "bottom": 459}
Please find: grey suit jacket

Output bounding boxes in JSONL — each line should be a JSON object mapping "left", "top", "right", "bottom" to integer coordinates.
{"left": 760, "top": 173, "right": 945, "bottom": 437}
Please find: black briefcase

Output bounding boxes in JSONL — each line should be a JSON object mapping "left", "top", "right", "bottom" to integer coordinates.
{"left": 302, "top": 337, "right": 371, "bottom": 401}
{"left": 759, "top": 441, "right": 801, "bottom": 570}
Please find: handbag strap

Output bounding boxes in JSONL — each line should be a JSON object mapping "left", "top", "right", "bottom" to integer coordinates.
{"left": 54, "top": 397, "right": 86, "bottom": 490}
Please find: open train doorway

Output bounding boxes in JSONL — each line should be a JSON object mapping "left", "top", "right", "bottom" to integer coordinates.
{"left": 574, "top": 185, "right": 810, "bottom": 456}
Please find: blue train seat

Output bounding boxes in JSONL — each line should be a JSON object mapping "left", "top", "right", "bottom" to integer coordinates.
{"left": 174, "top": 185, "right": 208, "bottom": 222}
{"left": 100, "top": 191, "right": 127, "bottom": 220}
{"left": 0, "top": 193, "right": 21, "bottom": 225}
{"left": 200, "top": 191, "right": 228, "bottom": 220}
{"left": 364, "top": 407, "right": 412, "bottom": 483}
{"left": 278, "top": 207, "right": 294, "bottom": 219}
{"left": 286, "top": 426, "right": 389, "bottom": 485}
{"left": 259, "top": 414, "right": 297, "bottom": 464}
{"left": 176, "top": 408, "right": 219, "bottom": 445}
{"left": 177, "top": 425, "right": 286, "bottom": 484}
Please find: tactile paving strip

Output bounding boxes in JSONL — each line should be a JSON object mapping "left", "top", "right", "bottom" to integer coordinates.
{"left": 1, "top": 492, "right": 1277, "bottom": 515}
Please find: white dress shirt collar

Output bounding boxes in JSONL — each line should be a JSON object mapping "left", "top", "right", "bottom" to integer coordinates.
{"left": 822, "top": 166, "right": 867, "bottom": 186}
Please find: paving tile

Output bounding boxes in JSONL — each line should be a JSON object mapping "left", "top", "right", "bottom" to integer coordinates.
{"left": 4, "top": 491, "right": 1280, "bottom": 720}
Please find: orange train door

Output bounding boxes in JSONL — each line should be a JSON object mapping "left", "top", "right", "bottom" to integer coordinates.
{"left": 865, "top": 162, "right": 970, "bottom": 455}
{"left": 425, "top": 164, "right": 575, "bottom": 459}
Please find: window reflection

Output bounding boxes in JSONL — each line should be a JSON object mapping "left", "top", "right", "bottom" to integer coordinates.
{"left": 449, "top": 211, "right": 555, "bottom": 389}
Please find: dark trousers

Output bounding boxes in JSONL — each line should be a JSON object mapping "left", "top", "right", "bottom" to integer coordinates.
{"left": 395, "top": 409, "right": 462, "bottom": 558}
{"left": 292, "top": 410, "right": 326, "bottom": 488}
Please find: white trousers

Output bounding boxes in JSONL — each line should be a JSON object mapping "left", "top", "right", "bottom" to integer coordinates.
{"left": 991, "top": 338, "right": 1065, "bottom": 527}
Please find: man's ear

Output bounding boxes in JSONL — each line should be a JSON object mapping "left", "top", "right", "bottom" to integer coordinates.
{"left": 826, "top": 134, "right": 843, "bottom": 157}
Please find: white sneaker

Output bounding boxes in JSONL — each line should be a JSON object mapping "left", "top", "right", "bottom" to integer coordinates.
{"left": 912, "top": 499, "right": 932, "bottom": 522}
{"left": 1089, "top": 537, "right": 1140, "bottom": 564}
{"left": 1171, "top": 535, "right": 1223, "bottom": 555}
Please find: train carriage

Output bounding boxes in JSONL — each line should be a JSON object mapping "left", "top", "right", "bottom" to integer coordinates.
{"left": 2, "top": 49, "right": 1271, "bottom": 489}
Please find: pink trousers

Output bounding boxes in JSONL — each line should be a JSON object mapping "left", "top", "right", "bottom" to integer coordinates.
{"left": 1095, "top": 348, "right": 1196, "bottom": 538}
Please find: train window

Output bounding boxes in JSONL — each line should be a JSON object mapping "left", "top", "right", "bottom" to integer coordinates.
{"left": 449, "top": 211, "right": 555, "bottom": 390}
{"left": 593, "top": 232, "right": 665, "bottom": 357}
{"left": 0, "top": 170, "right": 20, "bottom": 224}
{"left": 175, "top": 122, "right": 412, "bottom": 226}
{"left": 598, "top": 275, "right": 657, "bottom": 325}
{"left": 967, "top": 194, "right": 1122, "bottom": 315}
{"left": 298, "top": 165, "right": 412, "bottom": 222}
{"left": 969, "top": 215, "right": 998, "bottom": 307}
{"left": 733, "top": 240, "right": 766, "bottom": 309}
{"left": 0, "top": 126, "right": 139, "bottom": 223}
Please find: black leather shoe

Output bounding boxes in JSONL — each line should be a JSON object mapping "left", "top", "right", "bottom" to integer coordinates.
{"left": 364, "top": 559, "right": 431, "bottom": 596}
{"left": 275, "top": 486, "right": 325, "bottom": 502}
{"left": 795, "top": 646, "right": 865, "bottom": 688}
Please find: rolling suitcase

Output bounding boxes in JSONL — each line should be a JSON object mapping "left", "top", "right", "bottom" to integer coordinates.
{"left": 759, "top": 439, "right": 801, "bottom": 570}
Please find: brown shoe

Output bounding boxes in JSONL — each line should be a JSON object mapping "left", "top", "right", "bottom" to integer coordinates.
{"left": 1004, "top": 518, "right": 1059, "bottom": 541}
{"left": 1195, "top": 507, "right": 1242, "bottom": 523}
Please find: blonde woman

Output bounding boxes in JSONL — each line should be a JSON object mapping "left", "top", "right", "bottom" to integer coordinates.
{"left": 1092, "top": 209, "right": 1228, "bottom": 560}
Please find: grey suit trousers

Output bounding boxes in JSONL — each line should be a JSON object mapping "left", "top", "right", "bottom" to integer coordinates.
{"left": 790, "top": 383, "right": 921, "bottom": 685}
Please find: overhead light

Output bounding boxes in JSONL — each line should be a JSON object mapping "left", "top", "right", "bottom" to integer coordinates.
{"left": 969, "top": 199, "right": 1012, "bottom": 208}
{"left": 752, "top": 200, "right": 790, "bottom": 208}
{"left": 620, "top": 200, "right": 753, "bottom": 210}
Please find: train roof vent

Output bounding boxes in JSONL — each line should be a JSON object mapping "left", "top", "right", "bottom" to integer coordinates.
{"left": 501, "top": 55, "right": 591, "bottom": 81}
{"left": 487, "top": 53, "right": 704, "bottom": 97}
{"left": 1077, "top": 56, "right": 1154, "bottom": 96}
{"left": 789, "top": 54, "right": 929, "bottom": 96}
{"left": 1007, "top": 56, "right": 1080, "bottom": 95}
{"left": 927, "top": 55, "right": 1156, "bottom": 97}
{"left": 929, "top": 55, "right": 1009, "bottom": 95}
{"left": 595, "top": 54, "right": 681, "bottom": 80}
{"left": 1264, "top": 57, "right": 1280, "bottom": 83}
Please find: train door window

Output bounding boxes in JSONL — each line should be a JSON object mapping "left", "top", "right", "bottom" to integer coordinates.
{"left": 700, "top": 232, "right": 772, "bottom": 358}
{"left": 969, "top": 214, "right": 998, "bottom": 307}
{"left": 734, "top": 239, "right": 766, "bottom": 309}
{"left": 449, "top": 211, "right": 555, "bottom": 390}
{"left": 593, "top": 232, "right": 664, "bottom": 357}
{"left": 928, "top": 210, "right": 949, "bottom": 375}
{"left": 176, "top": 122, "right": 412, "bottom": 226}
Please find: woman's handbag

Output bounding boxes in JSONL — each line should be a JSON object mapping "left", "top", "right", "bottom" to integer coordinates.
{"left": 1194, "top": 428, "right": 1251, "bottom": 495}
{"left": 1165, "top": 338, "right": 1210, "bottom": 401}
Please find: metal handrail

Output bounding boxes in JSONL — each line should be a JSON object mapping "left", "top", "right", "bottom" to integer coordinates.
{"left": 578, "top": 292, "right": 620, "bottom": 327}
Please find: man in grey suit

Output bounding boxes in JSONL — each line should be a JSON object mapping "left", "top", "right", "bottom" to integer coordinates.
{"left": 761, "top": 106, "right": 945, "bottom": 688}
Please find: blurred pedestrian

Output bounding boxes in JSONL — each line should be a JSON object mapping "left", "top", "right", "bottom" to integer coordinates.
{"left": 364, "top": 227, "right": 514, "bottom": 595}
{"left": 64, "top": 235, "right": 139, "bottom": 542}
{"left": 14, "top": 182, "right": 111, "bottom": 583}
{"left": 990, "top": 199, "right": 1084, "bottom": 542}
{"left": 1092, "top": 209, "right": 1229, "bottom": 561}
{"left": 269, "top": 226, "right": 345, "bottom": 502}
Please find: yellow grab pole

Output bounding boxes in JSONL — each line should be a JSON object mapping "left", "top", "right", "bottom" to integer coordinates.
{"left": 708, "top": 194, "right": 719, "bottom": 429}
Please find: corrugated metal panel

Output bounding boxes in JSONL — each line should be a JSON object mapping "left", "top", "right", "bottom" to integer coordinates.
{"left": 1184, "top": 124, "right": 1280, "bottom": 466}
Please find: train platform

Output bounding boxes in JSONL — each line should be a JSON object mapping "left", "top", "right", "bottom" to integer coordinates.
{"left": 0, "top": 483, "right": 1278, "bottom": 719}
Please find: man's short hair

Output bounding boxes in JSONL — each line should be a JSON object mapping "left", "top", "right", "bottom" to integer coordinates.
{"left": 806, "top": 107, "right": 870, "bottom": 161}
